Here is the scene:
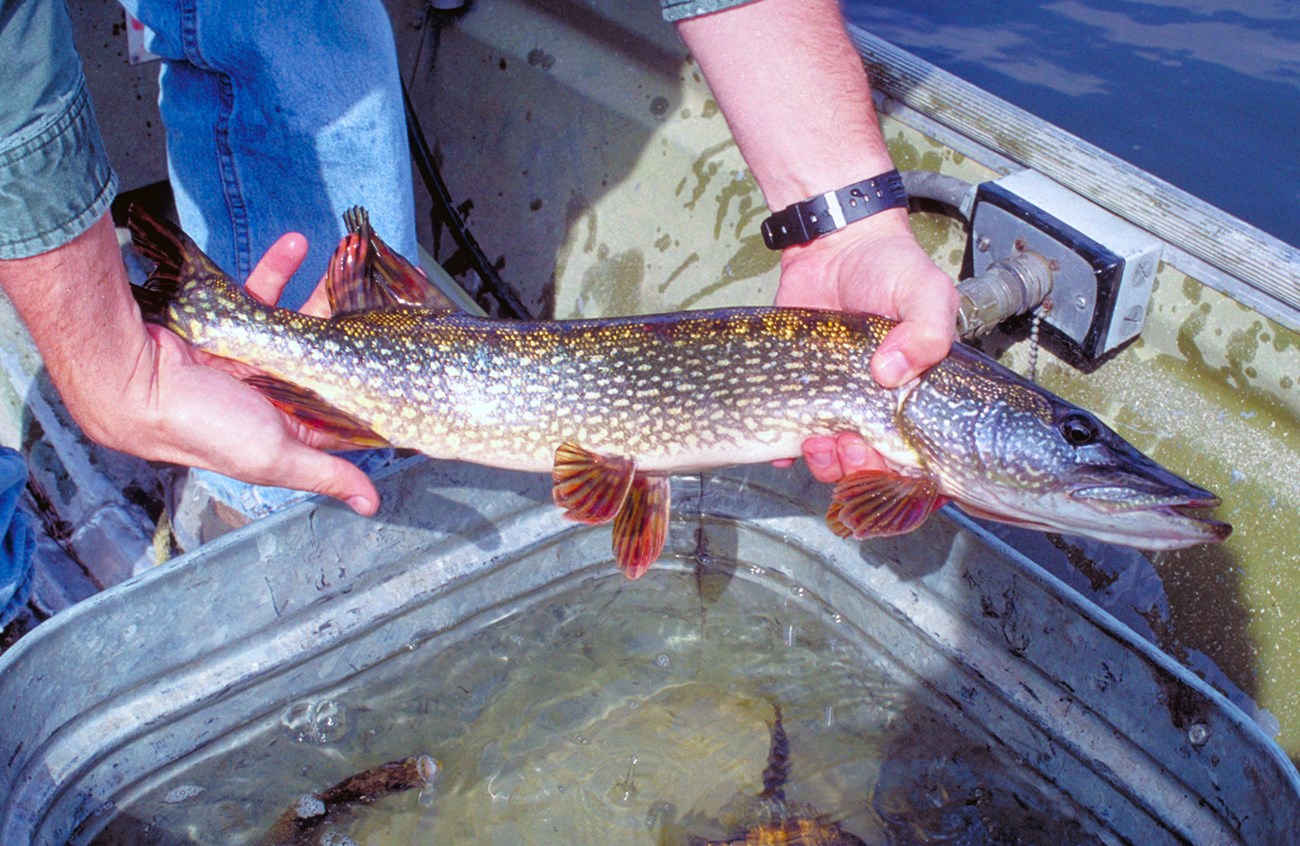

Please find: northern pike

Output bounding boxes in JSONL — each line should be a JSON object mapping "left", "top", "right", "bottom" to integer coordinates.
{"left": 127, "top": 206, "right": 1230, "bottom": 578}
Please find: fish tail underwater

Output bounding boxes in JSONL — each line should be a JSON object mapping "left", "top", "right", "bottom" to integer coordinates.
{"left": 126, "top": 205, "right": 1229, "bottom": 579}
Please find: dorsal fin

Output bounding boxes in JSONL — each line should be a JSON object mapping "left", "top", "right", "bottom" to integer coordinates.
{"left": 325, "top": 206, "right": 458, "bottom": 316}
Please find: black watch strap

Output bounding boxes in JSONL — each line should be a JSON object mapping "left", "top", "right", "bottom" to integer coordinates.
{"left": 760, "top": 169, "right": 909, "bottom": 250}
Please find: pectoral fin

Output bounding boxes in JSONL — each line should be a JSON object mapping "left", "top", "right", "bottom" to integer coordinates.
{"left": 243, "top": 374, "right": 390, "bottom": 448}
{"left": 612, "top": 474, "right": 670, "bottom": 580}
{"left": 826, "top": 470, "right": 946, "bottom": 539}
{"left": 552, "top": 441, "right": 636, "bottom": 524}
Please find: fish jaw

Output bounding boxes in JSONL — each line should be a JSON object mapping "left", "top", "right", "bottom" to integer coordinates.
{"left": 955, "top": 496, "right": 1232, "bottom": 551}
{"left": 1057, "top": 466, "right": 1232, "bottom": 549}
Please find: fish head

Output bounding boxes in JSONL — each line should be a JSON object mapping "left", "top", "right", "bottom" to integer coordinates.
{"left": 905, "top": 350, "right": 1231, "bottom": 550}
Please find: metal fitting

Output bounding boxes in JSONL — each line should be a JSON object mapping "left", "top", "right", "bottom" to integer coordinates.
{"left": 956, "top": 251, "right": 1054, "bottom": 338}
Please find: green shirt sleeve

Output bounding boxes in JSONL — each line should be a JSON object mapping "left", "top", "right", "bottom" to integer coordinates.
{"left": 0, "top": 0, "right": 117, "bottom": 259}
{"left": 661, "top": 0, "right": 761, "bottom": 23}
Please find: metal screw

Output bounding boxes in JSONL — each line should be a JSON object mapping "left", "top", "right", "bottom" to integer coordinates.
{"left": 976, "top": 235, "right": 991, "bottom": 253}
{"left": 1074, "top": 295, "right": 1089, "bottom": 310}
{"left": 1014, "top": 238, "right": 1026, "bottom": 252}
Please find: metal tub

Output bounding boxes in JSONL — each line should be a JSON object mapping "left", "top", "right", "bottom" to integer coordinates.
{"left": 1, "top": 458, "right": 1296, "bottom": 844}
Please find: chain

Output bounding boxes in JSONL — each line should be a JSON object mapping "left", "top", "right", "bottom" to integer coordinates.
{"left": 1027, "top": 297, "right": 1053, "bottom": 382}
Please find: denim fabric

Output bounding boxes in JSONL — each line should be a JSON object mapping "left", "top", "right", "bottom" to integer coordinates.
{"left": 660, "top": 0, "right": 758, "bottom": 23}
{"left": 0, "top": 0, "right": 117, "bottom": 259}
{"left": 122, "top": 0, "right": 419, "bottom": 310}
{"left": 0, "top": 448, "right": 35, "bottom": 628}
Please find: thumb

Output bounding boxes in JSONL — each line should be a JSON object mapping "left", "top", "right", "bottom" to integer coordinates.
{"left": 278, "top": 447, "right": 382, "bottom": 515}
{"left": 245, "top": 232, "right": 309, "bottom": 307}
{"left": 870, "top": 319, "right": 955, "bottom": 388}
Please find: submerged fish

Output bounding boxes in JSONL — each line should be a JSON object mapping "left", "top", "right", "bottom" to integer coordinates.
{"left": 692, "top": 704, "right": 867, "bottom": 846}
{"left": 258, "top": 754, "right": 439, "bottom": 846}
{"left": 127, "top": 206, "right": 1230, "bottom": 578}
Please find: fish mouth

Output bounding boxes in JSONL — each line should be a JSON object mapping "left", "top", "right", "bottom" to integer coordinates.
{"left": 1069, "top": 484, "right": 1220, "bottom": 511}
{"left": 1065, "top": 483, "right": 1232, "bottom": 548}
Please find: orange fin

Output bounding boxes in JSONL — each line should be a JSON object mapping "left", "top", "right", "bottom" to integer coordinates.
{"left": 612, "top": 474, "right": 671, "bottom": 580}
{"left": 243, "top": 373, "right": 390, "bottom": 448}
{"left": 826, "top": 470, "right": 946, "bottom": 539}
{"left": 552, "top": 442, "right": 636, "bottom": 524}
{"left": 326, "top": 206, "right": 456, "bottom": 316}
{"left": 347, "top": 206, "right": 458, "bottom": 311}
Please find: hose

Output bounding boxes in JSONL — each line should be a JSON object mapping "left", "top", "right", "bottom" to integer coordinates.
{"left": 900, "top": 170, "right": 977, "bottom": 221}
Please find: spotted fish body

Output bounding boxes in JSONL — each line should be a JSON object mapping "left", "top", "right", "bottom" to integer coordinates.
{"left": 169, "top": 282, "right": 905, "bottom": 474}
{"left": 128, "top": 206, "right": 1229, "bottom": 577}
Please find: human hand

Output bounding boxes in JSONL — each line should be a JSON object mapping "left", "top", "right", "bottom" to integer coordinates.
{"left": 0, "top": 214, "right": 379, "bottom": 515}
{"left": 773, "top": 211, "right": 959, "bottom": 482}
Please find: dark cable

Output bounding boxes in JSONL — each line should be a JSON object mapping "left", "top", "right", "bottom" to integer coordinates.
{"left": 402, "top": 12, "right": 532, "bottom": 319}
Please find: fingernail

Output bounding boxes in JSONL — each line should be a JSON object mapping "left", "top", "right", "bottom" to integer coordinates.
{"left": 843, "top": 440, "right": 868, "bottom": 466}
{"left": 807, "top": 449, "right": 834, "bottom": 467}
{"left": 346, "top": 495, "right": 374, "bottom": 514}
{"left": 873, "top": 348, "right": 910, "bottom": 386}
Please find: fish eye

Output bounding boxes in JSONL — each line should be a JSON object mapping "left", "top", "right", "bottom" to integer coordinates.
{"left": 1059, "top": 412, "right": 1100, "bottom": 446}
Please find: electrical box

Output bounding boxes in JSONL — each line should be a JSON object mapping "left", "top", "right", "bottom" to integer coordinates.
{"left": 969, "top": 170, "right": 1163, "bottom": 360}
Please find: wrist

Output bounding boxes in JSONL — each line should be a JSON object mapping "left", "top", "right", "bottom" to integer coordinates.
{"left": 761, "top": 169, "right": 909, "bottom": 251}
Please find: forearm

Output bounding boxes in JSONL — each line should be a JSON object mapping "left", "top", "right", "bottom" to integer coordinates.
{"left": 674, "top": 0, "right": 899, "bottom": 213}
{"left": 0, "top": 213, "right": 151, "bottom": 449}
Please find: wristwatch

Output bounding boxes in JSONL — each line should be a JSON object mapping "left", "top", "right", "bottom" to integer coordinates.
{"left": 760, "top": 169, "right": 909, "bottom": 250}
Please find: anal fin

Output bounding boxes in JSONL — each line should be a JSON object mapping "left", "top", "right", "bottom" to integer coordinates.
{"left": 826, "top": 469, "right": 947, "bottom": 539}
{"left": 244, "top": 374, "right": 389, "bottom": 448}
{"left": 612, "top": 474, "right": 670, "bottom": 580}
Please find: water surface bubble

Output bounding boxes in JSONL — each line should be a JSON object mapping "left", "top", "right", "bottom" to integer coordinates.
{"left": 320, "top": 833, "right": 359, "bottom": 846}
{"left": 162, "top": 784, "right": 204, "bottom": 804}
{"left": 281, "top": 699, "right": 352, "bottom": 744}
{"left": 294, "top": 795, "right": 326, "bottom": 819}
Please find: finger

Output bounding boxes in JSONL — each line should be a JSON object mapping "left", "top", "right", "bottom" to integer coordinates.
{"left": 299, "top": 279, "right": 333, "bottom": 319}
{"left": 802, "top": 435, "right": 843, "bottom": 483}
{"left": 834, "top": 432, "right": 888, "bottom": 475}
{"left": 246, "top": 233, "right": 309, "bottom": 306}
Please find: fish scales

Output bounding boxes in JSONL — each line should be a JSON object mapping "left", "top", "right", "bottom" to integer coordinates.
{"left": 177, "top": 270, "right": 912, "bottom": 474}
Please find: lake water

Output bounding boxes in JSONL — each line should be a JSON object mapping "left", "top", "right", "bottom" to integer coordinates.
{"left": 843, "top": 0, "right": 1300, "bottom": 250}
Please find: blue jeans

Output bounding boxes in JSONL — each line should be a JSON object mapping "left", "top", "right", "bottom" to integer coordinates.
{"left": 122, "top": 0, "right": 418, "bottom": 308}
{"left": 121, "top": 0, "right": 418, "bottom": 536}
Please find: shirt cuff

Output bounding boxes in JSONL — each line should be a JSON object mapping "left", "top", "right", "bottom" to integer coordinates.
{"left": 0, "top": 79, "right": 117, "bottom": 259}
{"left": 661, "top": 0, "right": 761, "bottom": 23}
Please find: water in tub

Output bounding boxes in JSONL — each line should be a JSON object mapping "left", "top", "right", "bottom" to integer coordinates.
{"left": 90, "top": 563, "right": 1100, "bottom": 845}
